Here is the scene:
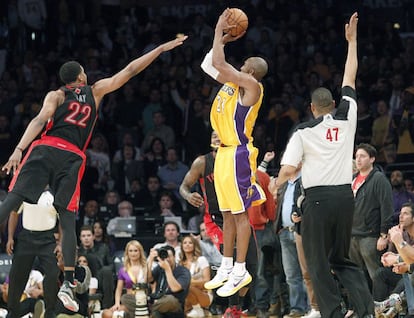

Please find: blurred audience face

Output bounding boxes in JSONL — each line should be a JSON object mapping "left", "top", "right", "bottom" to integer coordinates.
{"left": 199, "top": 222, "right": 208, "bottom": 240}
{"left": 399, "top": 205, "right": 414, "bottom": 229}
{"left": 159, "top": 194, "right": 174, "bottom": 211}
{"left": 118, "top": 201, "right": 133, "bottom": 217}
{"left": 390, "top": 170, "right": 404, "bottom": 188}
{"left": 93, "top": 221, "right": 104, "bottom": 240}
{"left": 147, "top": 176, "right": 160, "bottom": 192}
{"left": 80, "top": 229, "right": 95, "bottom": 249}
{"left": 164, "top": 223, "right": 179, "bottom": 242}
{"left": 84, "top": 200, "right": 99, "bottom": 217}
{"left": 105, "top": 191, "right": 119, "bottom": 205}
{"left": 405, "top": 179, "right": 414, "bottom": 192}
{"left": 181, "top": 236, "right": 195, "bottom": 254}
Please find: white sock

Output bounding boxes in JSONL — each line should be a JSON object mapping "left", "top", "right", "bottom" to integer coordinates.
{"left": 221, "top": 257, "right": 233, "bottom": 270}
{"left": 192, "top": 304, "right": 201, "bottom": 309}
{"left": 233, "top": 262, "right": 246, "bottom": 276}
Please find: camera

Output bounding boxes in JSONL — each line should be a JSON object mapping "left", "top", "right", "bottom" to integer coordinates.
{"left": 132, "top": 282, "right": 148, "bottom": 291}
{"left": 154, "top": 247, "right": 169, "bottom": 262}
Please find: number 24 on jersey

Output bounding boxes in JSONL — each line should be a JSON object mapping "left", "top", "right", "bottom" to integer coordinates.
{"left": 326, "top": 127, "right": 339, "bottom": 142}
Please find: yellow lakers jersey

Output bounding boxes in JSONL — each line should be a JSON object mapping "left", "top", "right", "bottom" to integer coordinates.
{"left": 210, "top": 82, "right": 264, "bottom": 146}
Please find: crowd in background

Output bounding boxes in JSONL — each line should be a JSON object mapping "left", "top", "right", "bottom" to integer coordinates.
{"left": 1, "top": 0, "right": 414, "bottom": 227}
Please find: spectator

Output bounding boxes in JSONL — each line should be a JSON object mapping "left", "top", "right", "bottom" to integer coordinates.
{"left": 93, "top": 220, "right": 116, "bottom": 255}
{"left": 390, "top": 170, "right": 414, "bottom": 225}
{"left": 111, "top": 144, "right": 144, "bottom": 197}
{"left": 370, "top": 100, "right": 396, "bottom": 166}
{"left": 55, "top": 253, "right": 93, "bottom": 318}
{"left": 2, "top": 269, "right": 45, "bottom": 317}
{"left": 139, "top": 175, "right": 164, "bottom": 214}
{"left": 141, "top": 89, "right": 162, "bottom": 135}
{"left": 78, "top": 225, "right": 114, "bottom": 309}
{"left": 247, "top": 154, "right": 278, "bottom": 318}
{"left": 125, "top": 179, "right": 147, "bottom": 211}
{"left": 147, "top": 245, "right": 191, "bottom": 318}
{"left": 102, "top": 240, "right": 149, "bottom": 318}
{"left": 141, "top": 110, "right": 175, "bottom": 152}
{"left": 98, "top": 190, "right": 121, "bottom": 226}
{"left": 373, "top": 203, "right": 414, "bottom": 302}
{"left": 187, "top": 205, "right": 204, "bottom": 233}
{"left": 197, "top": 222, "right": 222, "bottom": 268}
{"left": 350, "top": 143, "right": 393, "bottom": 283}
{"left": 180, "top": 235, "right": 212, "bottom": 318}
{"left": 113, "top": 84, "right": 142, "bottom": 133}
{"left": 355, "top": 98, "right": 373, "bottom": 145}
{"left": 85, "top": 133, "right": 112, "bottom": 193}
{"left": 158, "top": 147, "right": 189, "bottom": 202}
{"left": 152, "top": 221, "right": 182, "bottom": 264}
{"left": 395, "top": 87, "right": 414, "bottom": 163}
{"left": 112, "top": 130, "right": 142, "bottom": 164}
{"left": 76, "top": 254, "right": 99, "bottom": 312}
{"left": 106, "top": 200, "right": 134, "bottom": 236}
{"left": 405, "top": 178, "right": 414, "bottom": 193}
{"left": 77, "top": 199, "right": 100, "bottom": 236}
{"left": 274, "top": 164, "right": 308, "bottom": 317}
{"left": 152, "top": 191, "right": 177, "bottom": 217}
{"left": 142, "top": 138, "right": 167, "bottom": 180}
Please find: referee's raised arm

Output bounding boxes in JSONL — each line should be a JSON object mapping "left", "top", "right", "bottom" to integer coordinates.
{"left": 342, "top": 12, "right": 358, "bottom": 89}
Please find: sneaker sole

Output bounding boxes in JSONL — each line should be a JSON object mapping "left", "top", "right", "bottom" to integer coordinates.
{"left": 216, "top": 274, "right": 252, "bottom": 297}
{"left": 58, "top": 292, "right": 79, "bottom": 312}
{"left": 204, "top": 277, "right": 228, "bottom": 290}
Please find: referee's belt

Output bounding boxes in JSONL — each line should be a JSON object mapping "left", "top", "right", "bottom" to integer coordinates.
{"left": 281, "top": 226, "right": 295, "bottom": 232}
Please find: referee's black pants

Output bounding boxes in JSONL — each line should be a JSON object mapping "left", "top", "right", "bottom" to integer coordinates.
{"left": 301, "top": 185, "right": 373, "bottom": 318}
{"left": 7, "top": 229, "right": 60, "bottom": 318}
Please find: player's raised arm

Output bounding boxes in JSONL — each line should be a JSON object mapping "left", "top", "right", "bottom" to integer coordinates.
{"left": 342, "top": 12, "right": 358, "bottom": 89}
{"left": 92, "top": 35, "right": 187, "bottom": 101}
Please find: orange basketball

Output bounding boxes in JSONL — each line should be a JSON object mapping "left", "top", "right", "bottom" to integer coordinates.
{"left": 225, "top": 8, "right": 248, "bottom": 37}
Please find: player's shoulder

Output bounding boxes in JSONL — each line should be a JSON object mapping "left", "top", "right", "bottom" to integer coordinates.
{"left": 294, "top": 117, "right": 324, "bottom": 131}
{"left": 341, "top": 86, "right": 357, "bottom": 100}
{"left": 45, "top": 88, "right": 65, "bottom": 103}
{"left": 191, "top": 155, "right": 206, "bottom": 172}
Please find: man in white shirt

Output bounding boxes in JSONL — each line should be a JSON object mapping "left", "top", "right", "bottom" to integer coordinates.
{"left": 6, "top": 189, "right": 61, "bottom": 318}
{"left": 270, "top": 13, "right": 373, "bottom": 318}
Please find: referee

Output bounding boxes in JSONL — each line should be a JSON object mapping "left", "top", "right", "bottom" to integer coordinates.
{"left": 270, "top": 13, "right": 374, "bottom": 318}
{"left": 6, "top": 189, "right": 61, "bottom": 318}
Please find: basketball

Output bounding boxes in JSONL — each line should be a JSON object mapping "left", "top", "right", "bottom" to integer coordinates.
{"left": 224, "top": 8, "right": 248, "bottom": 37}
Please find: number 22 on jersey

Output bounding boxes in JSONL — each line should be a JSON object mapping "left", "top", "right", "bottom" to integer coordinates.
{"left": 64, "top": 101, "right": 92, "bottom": 128}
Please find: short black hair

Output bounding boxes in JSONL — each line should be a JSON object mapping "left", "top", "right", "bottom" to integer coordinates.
{"left": 311, "top": 87, "right": 334, "bottom": 108}
{"left": 163, "top": 245, "right": 175, "bottom": 256}
{"left": 402, "top": 202, "right": 414, "bottom": 216}
{"left": 163, "top": 220, "right": 180, "bottom": 234}
{"left": 59, "top": 61, "right": 82, "bottom": 84}
{"left": 356, "top": 143, "right": 377, "bottom": 158}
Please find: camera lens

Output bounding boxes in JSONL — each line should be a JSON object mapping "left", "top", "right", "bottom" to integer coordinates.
{"left": 157, "top": 247, "right": 169, "bottom": 260}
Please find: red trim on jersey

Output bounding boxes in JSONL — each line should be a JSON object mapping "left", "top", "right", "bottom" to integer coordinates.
{"left": 82, "top": 115, "right": 98, "bottom": 152}
{"left": 38, "top": 135, "right": 86, "bottom": 212}
{"left": 67, "top": 156, "right": 86, "bottom": 212}
{"left": 38, "top": 135, "right": 86, "bottom": 158}
{"left": 10, "top": 136, "right": 86, "bottom": 212}
{"left": 199, "top": 177, "right": 223, "bottom": 249}
{"left": 8, "top": 143, "right": 35, "bottom": 191}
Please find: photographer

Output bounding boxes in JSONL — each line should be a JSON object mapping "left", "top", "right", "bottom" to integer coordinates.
{"left": 147, "top": 245, "right": 191, "bottom": 317}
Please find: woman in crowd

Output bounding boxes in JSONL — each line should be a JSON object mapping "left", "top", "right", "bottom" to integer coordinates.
{"left": 180, "top": 235, "right": 212, "bottom": 318}
{"left": 102, "top": 240, "right": 149, "bottom": 318}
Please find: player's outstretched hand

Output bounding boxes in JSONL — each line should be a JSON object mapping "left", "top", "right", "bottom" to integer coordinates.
{"left": 345, "top": 12, "right": 358, "bottom": 42}
{"left": 161, "top": 34, "right": 188, "bottom": 52}
{"left": 2, "top": 149, "right": 22, "bottom": 175}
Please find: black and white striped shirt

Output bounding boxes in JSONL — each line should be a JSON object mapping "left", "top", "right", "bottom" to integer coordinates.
{"left": 281, "top": 86, "right": 357, "bottom": 189}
